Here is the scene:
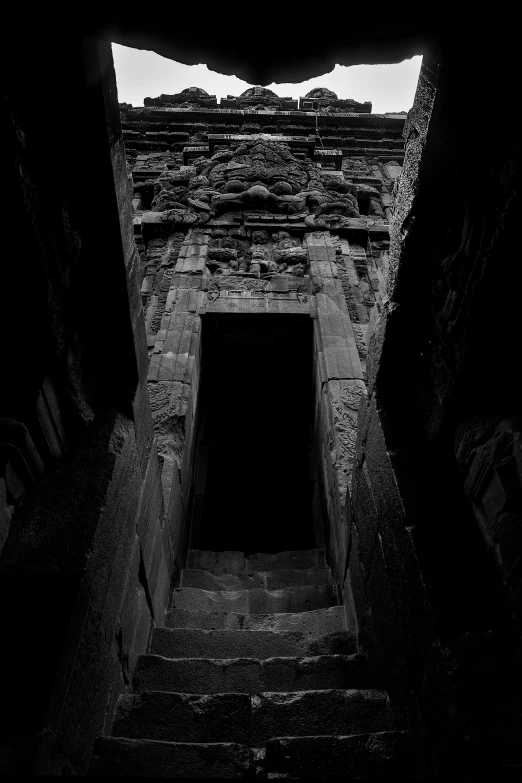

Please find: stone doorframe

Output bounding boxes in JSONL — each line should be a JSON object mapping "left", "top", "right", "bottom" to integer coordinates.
{"left": 143, "top": 227, "right": 367, "bottom": 617}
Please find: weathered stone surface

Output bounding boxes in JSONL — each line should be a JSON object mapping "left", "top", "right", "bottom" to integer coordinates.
{"left": 180, "top": 566, "right": 332, "bottom": 591}
{"left": 112, "top": 691, "right": 252, "bottom": 744}
{"left": 165, "top": 605, "right": 347, "bottom": 634}
{"left": 251, "top": 689, "right": 392, "bottom": 744}
{"left": 325, "top": 379, "right": 366, "bottom": 500}
{"left": 186, "top": 548, "right": 324, "bottom": 573}
{"left": 89, "top": 525, "right": 392, "bottom": 775}
{"left": 262, "top": 653, "right": 369, "bottom": 693}
{"left": 171, "top": 586, "right": 249, "bottom": 614}
{"left": 134, "top": 653, "right": 369, "bottom": 695}
{"left": 150, "top": 627, "right": 356, "bottom": 660}
{"left": 246, "top": 549, "right": 324, "bottom": 572}
{"left": 134, "top": 654, "right": 261, "bottom": 695}
{"left": 89, "top": 737, "right": 253, "bottom": 777}
{"left": 171, "top": 584, "right": 339, "bottom": 615}
{"left": 181, "top": 568, "right": 265, "bottom": 590}
{"left": 111, "top": 688, "right": 390, "bottom": 746}
{"left": 265, "top": 731, "right": 414, "bottom": 779}
{"left": 315, "top": 311, "right": 364, "bottom": 382}
{"left": 249, "top": 584, "right": 340, "bottom": 614}
{"left": 186, "top": 549, "right": 246, "bottom": 574}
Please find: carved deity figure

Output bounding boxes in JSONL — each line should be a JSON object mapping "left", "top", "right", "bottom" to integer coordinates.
{"left": 251, "top": 230, "right": 269, "bottom": 244}
{"left": 207, "top": 237, "right": 245, "bottom": 274}
{"left": 249, "top": 245, "right": 269, "bottom": 275}
{"left": 244, "top": 229, "right": 267, "bottom": 275}
{"left": 271, "top": 231, "right": 307, "bottom": 272}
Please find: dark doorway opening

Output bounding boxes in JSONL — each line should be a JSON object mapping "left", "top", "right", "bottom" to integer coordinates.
{"left": 357, "top": 192, "right": 370, "bottom": 215}
{"left": 190, "top": 313, "right": 317, "bottom": 555}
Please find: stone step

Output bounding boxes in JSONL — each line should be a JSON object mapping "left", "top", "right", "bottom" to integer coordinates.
{"left": 186, "top": 549, "right": 325, "bottom": 574}
{"left": 180, "top": 567, "right": 332, "bottom": 592}
{"left": 252, "top": 689, "right": 392, "bottom": 746}
{"left": 265, "top": 731, "right": 415, "bottom": 780}
{"left": 151, "top": 627, "right": 357, "bottom": 660}
{"left": 89, "top": 737, "right": 253, "bottom": 778}
{"left": 247, "top": 549, "right": 325, "bottom": 572}
{"left": 165, "top": 605, "right": 347, "bottom": 633}
{"left": 134, "top": 653, "right": 369, "bottom": 695}
{"left": 111, "top": 689, "right": 391, "bottom": 745}
{"left": 112, "top": 692, "right": 251, "bottom": 745}
{"left": 171, "top": 584, "right": 339, "bottom": 615}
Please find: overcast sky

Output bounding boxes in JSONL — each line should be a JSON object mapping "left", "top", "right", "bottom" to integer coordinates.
{"left": 112, "top": 44, "right": 422, "bottom": 115}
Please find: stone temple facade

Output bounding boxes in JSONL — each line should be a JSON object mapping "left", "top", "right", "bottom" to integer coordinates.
{"left": 122, "top": 85, "right": 406, "bottom": 546}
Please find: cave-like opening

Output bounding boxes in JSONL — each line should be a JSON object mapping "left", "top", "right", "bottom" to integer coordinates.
{"left": 189, "top": 313, "right": 317, "bottom": 555}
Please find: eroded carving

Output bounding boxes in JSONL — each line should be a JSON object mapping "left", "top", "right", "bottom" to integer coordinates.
{"left": 141, "top": 135, "right": 372, "bottom": 278}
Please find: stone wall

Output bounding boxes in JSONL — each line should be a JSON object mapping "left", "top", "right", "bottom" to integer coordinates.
{"left": 0, "top": 39, "right": 171, "bottom": 775}
{"left": 346, "top": 52, "right": 522, "bottom": 779}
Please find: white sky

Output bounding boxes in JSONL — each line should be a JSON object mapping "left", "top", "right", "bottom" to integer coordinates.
{"left": 112, "top": 44, "right": 423, "bottom": 115}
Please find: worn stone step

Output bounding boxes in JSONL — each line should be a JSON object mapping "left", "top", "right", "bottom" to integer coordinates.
{"left": 112, "top": 692, "right": 251, "bottom": 744}
{"left": 186, "top": 549, "right": 325, "bottom": 574}
{"left": 151, "top": 627, "right": 357, "bottom": 660}
{"left": 171, "top": 584, "right": 339, "bottom": 615}
{"left": 165, "top": 605, "right": 347, "bottom": 633}
{"left": 252, "top": 689, "right": 392, "bottom": 745}
{"left": 172, "top": 587, "right": 250, "bottom": 615}
{"left": 111, "top": 689, "right": 391, "bottom": 745}
{"left": 134, "top": 653, "right": 369, "bottom": 695}
{"left": 89, "top": 736, "right": 253, "bottom": 778}
{"left": 180, "top": 567, "right": 332, "bottom": 592}
{"left": 247, "top": 549, "right": 325, "bottom": 572}
{"left": 186, "top": 550, "right": 246, "bottom": 575}
{"left": 265, "top": 731, "right": 415, "bottom": 780}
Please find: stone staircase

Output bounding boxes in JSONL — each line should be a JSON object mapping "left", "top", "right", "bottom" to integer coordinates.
{"left": 90, "top": 549, "right": 414, "bottom": 778}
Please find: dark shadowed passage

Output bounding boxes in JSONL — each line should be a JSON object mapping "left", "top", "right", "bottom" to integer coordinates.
{"left": 191, "top": 314, "right": 316, "bottom": 554}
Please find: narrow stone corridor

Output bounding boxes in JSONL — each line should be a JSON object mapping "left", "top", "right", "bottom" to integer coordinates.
{"left": 91, "top": 549, "right": 413, "bottom": 778}
{"left": 2, "top": 25, "right": 520, "bottom": 777}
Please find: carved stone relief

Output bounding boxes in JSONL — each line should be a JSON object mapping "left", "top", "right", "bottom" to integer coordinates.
{"left": 327, "top": 380, "right": 366, "bottom": 501}
{"left": 139, "top": 136, "right": 375, "bottom": 278}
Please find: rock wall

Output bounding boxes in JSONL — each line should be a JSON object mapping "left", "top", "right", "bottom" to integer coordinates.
{"left": 0, "top": 40, "right": 171, "bottom": 775}
{"left": 347, "top": 52, "right": 522, "bottom": 779}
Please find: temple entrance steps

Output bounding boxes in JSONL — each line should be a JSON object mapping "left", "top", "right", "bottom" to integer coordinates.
{"left": 90, "top": 549, "right": 414, "bottom": 778}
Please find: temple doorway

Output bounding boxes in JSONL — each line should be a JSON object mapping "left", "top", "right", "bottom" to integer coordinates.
{"left": 188, "top": 313, "right": 318, "bottom": 554}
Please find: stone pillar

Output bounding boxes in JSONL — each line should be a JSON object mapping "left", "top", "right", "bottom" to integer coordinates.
{"left": 306, "top": 231, "right": 365, "bottom": 583}
{"left": 146, "top": 229, "right": 208, "bottom": 580}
